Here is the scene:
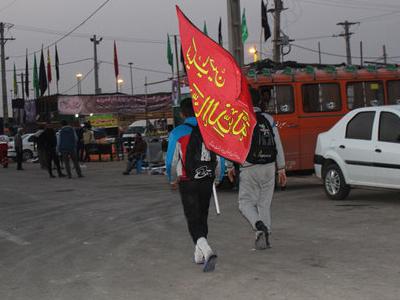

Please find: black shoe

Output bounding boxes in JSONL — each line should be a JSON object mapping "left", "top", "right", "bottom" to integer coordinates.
{"left": 123, "top": 171, "right": 130, "bottom": 175}
{"left": 68, "top": 175, "right": 72, "bottom": 179}
{"left": 58, "top": 173, "right": 66, "bottom": 178}
{"left": 78, "top": 174, "right": 84, "bottom": 178}
{"left": 50, "top": 174, "right": 56, "bottom": 178}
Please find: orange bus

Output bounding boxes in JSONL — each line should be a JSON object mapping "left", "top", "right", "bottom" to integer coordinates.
{"left": 246, "top": 64, "right": 400, "bottom": 171}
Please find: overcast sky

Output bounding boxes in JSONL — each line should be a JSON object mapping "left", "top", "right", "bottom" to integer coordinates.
{"left": 1, "top": 0, "right": 400, "bottom": 115}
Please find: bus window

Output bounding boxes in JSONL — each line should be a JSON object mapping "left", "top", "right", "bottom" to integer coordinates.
{"left": 387, "top": 80, "right": 400, "bottom": 105}
{"left": 347, "top": 81, "right": 384, "bottom": 109}
{"left": 302, "top": 83, "right": 341, "bottom": 113}
{"left": 259, "top": 85, "right": 294, "bottom": 114}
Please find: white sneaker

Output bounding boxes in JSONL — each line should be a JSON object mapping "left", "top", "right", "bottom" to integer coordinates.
{"left": 194, "top": 245, "right": 205, "bottom": 264}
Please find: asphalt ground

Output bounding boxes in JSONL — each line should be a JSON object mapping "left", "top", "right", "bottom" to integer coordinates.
{"left": 0, "top": 161, "right": 400, "bottom": 300}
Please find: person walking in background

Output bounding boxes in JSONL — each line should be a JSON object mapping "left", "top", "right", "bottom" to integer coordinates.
{"left": 42, "top": 125, "right": 65, "bottom": 178}
{"left": 0, "top": 135, "right": 9, "bottom": 168}
{"left": 76, "top": 125, "right": 85, "bottom": 162}
{"left": 33, "top": 126, "right": 46, "bottom": 169}
{"left": 123, "top": 133, "right": 147, "bottom": 175}
{"left": 166, "top": 98, "right": 224, "bottom": 273}
{"left": 228, "top": 88, "right": 287, "bottom": 250}
{"left": 58, "top": 120, "right": 83, "bottom": 179}
{"left": 14, "top": 128, "right": 24, "bottom": 171}
{"left": 82, "top": 123, "right": 95, "bottom": 162}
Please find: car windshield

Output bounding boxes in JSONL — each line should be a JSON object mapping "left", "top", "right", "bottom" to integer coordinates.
{"left": 126, "top": 126, "right": 145, "bottom": 134}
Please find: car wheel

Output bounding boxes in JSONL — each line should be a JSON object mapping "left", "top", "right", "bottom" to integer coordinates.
{"left": 323, "top": 164, "right": 350, "bottom": 200}
{"left": 22, "top": 150, "right": 33, "bottom": 161}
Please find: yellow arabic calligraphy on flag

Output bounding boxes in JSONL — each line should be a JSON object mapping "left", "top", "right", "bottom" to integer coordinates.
{"left": 177, "top": 6, "right": 256, "bottom": 163}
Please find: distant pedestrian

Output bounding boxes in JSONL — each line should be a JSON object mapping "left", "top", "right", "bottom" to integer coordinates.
{"left": 33, "top": 126, "right": 46, "bottom": 169}
{"left": 14, "top": 128, "right": 24, "bottom": 171}
{"left": 77, "top": 125, "right": 85, "bottom": 162}
{"left": 166, "top": 98, "right": 224, "bottom": 272}
{"left": 228, "top": 88, "right": 287, "bottom": 250}
{"left": 0, "top": 135, "right": 9, "bottom": 168}
{"left": 123, "top": 133, "right": 147, "bottom": 175}
{"left": 82, "top": 124, "right": 95, "bottom": 162}
{"left": 58, "top": 120, "right": 83, "bottom": 178}
{"left": 42, "top": 125, "right": 65, "bottom": 178}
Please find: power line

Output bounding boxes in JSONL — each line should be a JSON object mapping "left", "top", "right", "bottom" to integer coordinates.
{"left": 0, "top": 0, "right": 17, "bottom": 13}
{"left": 61, "top": 66, "right": 95, "bottom": 94}
{"left": 9, "top": 0, "right": 112, "bottom": 58}
{"left": 291, "top": 43, "right": 400, "bottom": 60}
{"left": 100, "top": 61, "right": 172, "bottom": 75}
{"left": 6, "top": 57, "right": 92, "bottom": 72}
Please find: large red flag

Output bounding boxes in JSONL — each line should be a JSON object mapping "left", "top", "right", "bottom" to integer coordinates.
{"left": 176, "top": 6, "right": 256, "bottom": 164}
{"left": 113, "top": 41, "right": 119, "bottom": 79}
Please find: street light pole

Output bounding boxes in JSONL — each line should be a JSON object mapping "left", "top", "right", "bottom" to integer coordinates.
{"left": 128, "top": 62, "right": 134, "bottom": 95}
{"left": 76, "top": 73, "right": 82, "bottom": 95}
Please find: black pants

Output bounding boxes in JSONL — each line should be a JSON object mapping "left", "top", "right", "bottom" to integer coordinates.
{"left": 16, "top": 151, "right": 23, "bottom": 170}
{"left": 46, "top": 149, "right": 62, "bottom": 176}
{"left": 62, "top": 151, "right": 82, "bottom": 177}
{"left": 84, "top": 144, "right": 91, "bottom": 162}
{"left": 179, "top": 179, "right": 213, "bottom": 244}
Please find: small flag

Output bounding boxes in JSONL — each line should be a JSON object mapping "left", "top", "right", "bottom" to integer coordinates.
{"left": 55, "top": 45, "right": 60, "bottom": 82}
{"left": 33, "top": 54, "right": 39, "bottom": 98}
{"left": 180, "top": 45, "right": 186, "bottom": 74}
{"left": 39, "top": 47, "right": 48, "bottom": 96}
{"left": 25, "top": 49, "right": 29, "bottom": 98}
{"left": 262, "top": 0, "right": 271, "bottom": 42}
{"left": 167, "top": 34, "right": 173, "bottom": 72}
{"left": 113, "top": 41, "right": 119, "bottom": 79}
{"left": 47, "top": 47, "right": 52, "bottom": 83}
{"left": 203, "top": 21, "right": 208, "bottom": 36}
{"left": 241, "top": 8, "right": 248, "bottom": 43}
{"left": 13, "top": 63, "right": 18, "bottom": 98}
{"left": 218, "top": 17, "right": 223, "bottom": 45}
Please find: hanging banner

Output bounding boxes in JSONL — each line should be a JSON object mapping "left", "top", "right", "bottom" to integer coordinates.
{"left": 176, "top": 6, "right": 256, "bottom": 163}
{"left": 58, "top": 93, "right": 172, "bottom": 115}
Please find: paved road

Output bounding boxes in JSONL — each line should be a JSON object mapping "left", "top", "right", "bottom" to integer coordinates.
{"left": 1, "top": 162, "right": 399, "bottom": 300}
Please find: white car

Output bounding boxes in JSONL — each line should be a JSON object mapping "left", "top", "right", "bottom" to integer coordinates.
{"left": 8, "top": 133, "right": 38, "bottom": 161}
{"left": 314, "top": 105, "right": 400, "bottom": 200}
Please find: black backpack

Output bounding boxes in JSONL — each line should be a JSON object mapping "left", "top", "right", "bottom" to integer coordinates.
{"left": 246, "top": 112, "right": 277, "bottom": 164}
{"left": 183, "top": 124, "right": 217, "bottom": 180}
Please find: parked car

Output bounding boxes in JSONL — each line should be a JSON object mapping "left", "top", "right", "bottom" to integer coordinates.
{"left": 8, "top": 133, "right": 38, "bottom": 161}
{"left": 314, "top": 105, "right": 400, "bottom": 200}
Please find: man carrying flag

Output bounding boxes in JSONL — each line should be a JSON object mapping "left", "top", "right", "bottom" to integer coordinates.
{"left": 166, "top": 97, "right": 224, "bottom": 272}
{"left": 172, "top": 6, "right": 256, "bottom": 272}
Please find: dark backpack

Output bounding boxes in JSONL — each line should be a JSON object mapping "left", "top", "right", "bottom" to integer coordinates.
{"left": 246, "top": 112, "right": 277, "bottom": 164}
{"left": 183, "top": 124, "right": 217, "bottom": 180}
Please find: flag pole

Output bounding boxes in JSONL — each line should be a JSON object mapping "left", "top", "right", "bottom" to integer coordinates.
{"left": 259, "top": 28, "right": 263, "bottom": 61}
{"left": 213, "top": 182, "right": 221, "bottom": 215}
{"left": 173, "top": 35, "right": 181, "bottom": 103}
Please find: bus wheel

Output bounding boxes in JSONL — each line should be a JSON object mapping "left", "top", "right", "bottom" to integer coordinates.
{"left": 323, "top": 164, "right": 350, "bottom": 200}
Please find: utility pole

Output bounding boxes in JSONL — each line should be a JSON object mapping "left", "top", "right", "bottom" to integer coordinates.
{"left": 271, "top": 0, "right": 285, "bottom": 63}
{"left": 318, "top": 42, "right": 322, "bottom": 64}
{"left": 0, "top": 22, "right": 15, "bottom": 130}
{"left": 227, "top": 0, "right": 244, "bottom": 66}
{"left": 360, "top": 41, "right": 364, "bottom": 67}
{"left": 337, "top": 21, "right": 359, "bottom": 65}
{"left": 90, "top": 35, "right": 102, "bottom": 94}
{"left": 382, "top": 45, "right": 387, "bottom": 64}
{"left": 128, "top": 62, "right": 134, "bottom": 95}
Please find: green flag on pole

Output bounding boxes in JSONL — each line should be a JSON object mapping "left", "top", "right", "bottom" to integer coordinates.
{"left": 203, "top": 21, "right": 208, "bottom": 36}
{"left": 13, "top": 63, "right": 18, "bottom": 98}
{"left": 241, "top": 8, "right": 248, "bottom": 43}
{"left": 33, "top": 54, "right": 39, "bottom": 98}
{"left": 167, "top": 34, "right": 174, "bottom": 72}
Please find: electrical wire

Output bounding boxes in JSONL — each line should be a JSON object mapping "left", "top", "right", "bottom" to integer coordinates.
{"left": 9, "top": 0, "right": 112, "bottom": 58}
{"left": 100, "top": 61, "right": 172, "bottom": 75}
{"left": 0, "top": 0, "right": 17, "bottom": 13}
{"left": 5, "top": 57, "right": 92, "bottom": 73}
{"left": 291, "top": 43, "right": 400, "bottom": 60}
{"left": 61, "top": 66, "right": 95, "bottom": 94}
